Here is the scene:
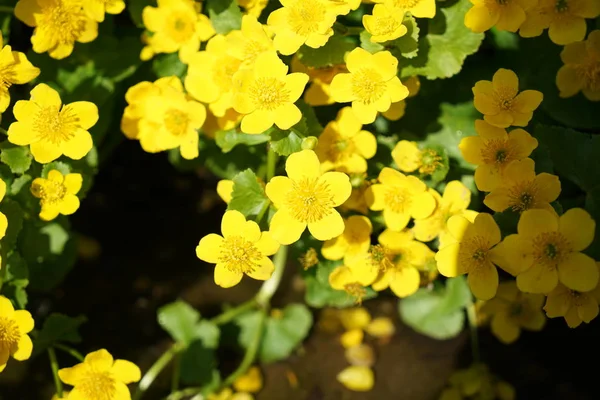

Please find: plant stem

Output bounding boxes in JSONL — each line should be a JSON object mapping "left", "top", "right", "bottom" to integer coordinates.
{"left": 171, "top": 352, "right": 181, "bottom": 393}
{"left": 466, "top": 298, "right": 481, "bottom": 364}
{"left": 255, "top": 200, "right": 271, "bottom": 225}
{"left": 0, "top": 6, "right": 13, "bottom": 13}
{"left": 134, "top": 343, "right": 185, "bottom": 400}
{"left": 210, "top": 299, "right": 257, "bottom": 326}
{"left": 0, "top": 127, "right": 7, "bottom": 136}
{"left": 54, "top": 343, "right": 85, "bottom": 362}
{"left": 266, "top": 147, "right": 277, "bottom": 181}
{"left": 48, "top": 348, "right": 63, "bottom": 398}
{"left": 256, "top": 245, "right": 288, "bottom": 308}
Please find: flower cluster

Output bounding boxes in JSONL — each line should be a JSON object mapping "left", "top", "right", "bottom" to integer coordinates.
{"left": 556, "top": 29, "right": 600, "bottom": 101}
{"left": 439, "top": 363, "right": 515, "bottom": 400}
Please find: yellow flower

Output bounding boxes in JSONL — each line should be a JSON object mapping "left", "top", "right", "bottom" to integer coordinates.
{"left": 440, "top": 364, "right": 515, "bottom": 400}
{"left": 291, "top": 56, "right": 348, "bottom": 106}
{"left": 8, "top": 83, "right": 98, "bottom": 163}
{"left": 0, "top": 179, "right": 8, "bottom": 240}
{"left": 202, "top": 108, "right": 244, "bottom": 139}
{"left": 435, "top": 213, "right": 503, "bottom": 300}
{"left": 363, "top": 4, "right": 407, "bottom": 43}
{"left": 340, "top": 328, "right": 364, "bottom": 348}
{"left": 459, "top": 120, "right": 538, "bottom": 192}
{"left": 15, "top": 0, "right": 98, "bottom": 59}
{"left": 0, "top": 296, "right": 34, "bottom": 373}
{"left": 141, "top": 0, "right": 215, "bottom": 63}
{"left": 196, "top": 210, "right": 280, "bottom": 288}
{"left": 338, "top": 307, "right": 371, "bottom": 330}
{"left": 227, "top": 15, "right": 275, "bottom": 70}
{"left": 217, "top": 180, "right": 235, "bottom": 204}
{"left": 58, "top": 349, "right": 141, "bottom": 400}
{"left": 267, "top": 0, "right": 338, "bottom": 55}
{"left": 391, "top": 141, "right": 444, "bottom": 175}
{"left": 365, "top": 167, "right": 436, "bottom": 231}
{"left": 365, "top": 317, "right": 395, "bottom": 338}
{"left": 322, "top": 215, "right": 372, "bottom": 264}
{"left": 472, "top": 68, "right": 543, "bottom": 128}
{"left": 232, "top": 51, "right": 309, "bottom": 134}
{"left": 233, "top": 366, "right": 263, "bottom": 393}
{"left": 326, "top": 0, "right": 363, "bottom": 15}
{"left": 266, "top": 150, "right": 351, "bottom": 244}
{"left": 337, "top": 366, "right": 374, "bottom": 391}
{"left": 480, "top": 281, "right": 545, "bottom": 344}
{"left": 493, "top": 208, "right": 598, "bottom": 294}
{"left": 330, "top": 48, "right": 408, "bottom": 124}
{"left": 0, "top": 32, "right": 40, "bottom": 113}
{"left": 237, "top": 0, "right": 269, "bottom": 18}
{"left": 413, "top": 181, "right": 476, "bottom": 245}
{"left": 84, "top": 0, "right": 125, "bottom": 22}
{"left": 464, "top": 0, "right": 536, "bottom": 33}
{"left": 373, "top": 0, "right": 436, "bottom": 18}
{"left": 520, "top": 0, "right": 600, "bottom": 45}
{"left": 556, "top": 30, "right": 600, "bottom": 101}
{"left": 315, "top": 107, "right": 377, "bottom": 173}
{"left": 345, "top": 343, "right": 375, "bottom": 366}
{"left": 341, "top": 180, "right": 371, "bottom": 215}
{"left": 382, "top": 76, "right": 419, "bottom": 121}
{"left": 31, "top": 170, "right": 82, "bottom": 221}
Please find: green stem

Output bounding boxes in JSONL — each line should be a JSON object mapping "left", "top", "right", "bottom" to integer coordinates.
{"left": 171, "top": 352, "right": 181, "bottom": 393}
{"left": 210, "top": 299, "right": 257, "bottom": 326}
{"left": 0, "top": 6, "right": 13, "bottom": 13}
{"left": 48, "top": 348, "right": 63, "bottom": 398}
{"left": 0, "top": 127, "right": 7, "bottom": 136}
{"left": 333, "top": 22, "right": 363, "bottom": 36}
{"left": 255, "top": 200, "right": 271, "bottom": 225}
{"left": 466, "top": 298, "right": 481, "bottom": 364}
{"left": 255, "top": 245, "right": 288, "bottom": 308}
{"left": 112, "top": 65, "right": 138, "bottom": 83}
{"left": 266, "top": 147, "right": 277, "bottom": 181}
{"left": 166, "top": 387, "right": 204, "bottom": 400}
{"left": 133, "top": 343, "right": 185, "bottom": 400}
{"left": 54, "top": 343, "right": 85, "bottom": 362}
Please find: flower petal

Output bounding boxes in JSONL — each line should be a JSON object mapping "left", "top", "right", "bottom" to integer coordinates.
{"left": 558, "top": 252, "right": 599, "bottom": 292}
{"left": 491, "top": 312, "right": 520, "bottom": 344}
{"left": 111, "top": 359, "right": 141, "bottom": 384}
{"left": 221, "top": 210, "right": 247, "bottom": 238}
{"left": 320, "top": 171, "right": 351, "bottom": 206}
{"left": 214, "top": 264, "right": 243, "bottom": 288}
{"left": 468, "top": 262, "right": 498, "bottom": 300}
{"left": 246, "top": 257, "right": 275, "bottom": 281}
{"left": 558, "top": 208, "right": 595, "bottom": 252}
{"left": 308, "top": 210, "right": 345, "bottom": 241}
{"left": 489, "top": 234, "right": 532, "bottom": 276}
{"left": 274, "top": 103, "right": 302, "bottom": 130}
{"left": 30, "top": 83, "right": 62, "bottom": 107}
{"left": 435, "top": 243, "right": 465, "bottom": 277}
{"left": 196, "top": 234, "right": 224, "bottom": 263}
{"left": 65, "top": 101, "right": 99, "bottom": 130}
{"left": 255, "top": 231, "right": 280, "bottom": 256}
{"left": 269, "top": 209, "right": 306, "bottom": 245}
{"left": 389, "top": 267, "right": 420, "bottom": 298}
{"left": 13, "top": 310, "right": 34, "bottom": 334}
{"left": 517, "top": 209, "right": 558, "bottom": 239}
{"left": 84, "top": 349, "right": 114, "bottom": 371}
{"left": 516, "top": 263, "right": 558, "bottom": 294}
{"left": 62, "top": 130, "right": 94, "bottom": 160}
{"left": 285, "top": 149, "right": 321, "bottom": 180}
{"left": 59, "top": 195, "right": 80, "bottom": 215}
{"left": 265, "top": 176, "right": 292, "bottom": 209}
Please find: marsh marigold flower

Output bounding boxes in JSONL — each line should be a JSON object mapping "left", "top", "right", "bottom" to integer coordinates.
{"left": 556, "top": 30, "right": 600, "bottom": 101}
{"left": 58, "top": 349, "right": 141, "bottom": 400}
{"left": 331, "top": 48, "right": 408, "bottom": 124}
{"left": 232, "top": 52, "right": 309, "bottom": 134}
{"left": 15, "top": 0, "right": 98, "bottom": 59}
{"left": 459, "top": 120, "right": 538, "bottom": 191}
{"left": 315, "top": 107, "right": 377, "bottom": 173}
{"left": 31, "top": 170, "right": 82, "bottom": 221}
{"left": 493, "top": 208, "right": 598, "bottom": 294}
{"left": 238, "top": 0, "right": 269, "bottom": 18}
{"left": 322, "top": 215, "right": 372, "bottom": 265}
{"left": 84, "top": 0, "right": 125, "bottom": 22}
{"left": 373, "top": 0, "right": 436, "bottom": 18}
{"left": 327, "top": 0, "right": 362, "bottom": 15}
{"left": 472, "top": 68, "right": 543, "bottom": 128}
{"left": 464, "top": 0, "right": 536, "bottom": 33}
{"left": 337, "top": 365, "right": 374, "bottom": 392}
{"left": 0, "top": 296, "right": 34, "bottom": 373}
{"left": 520, "top": 0, "right": 600, "bottom": 45}
{"left": 267, "top": 0, "right": 338, "bottom": 55}
{"left": 266, "top": 150, "right": 351, "bottom": 244}
{"left": 436, "top": 213, "right": 504, "bottom": 300}
{"left": 363, "top": 4, "right": 408, "bottom": 43}
{"left": 233, "top": 366, "right": 263, "bottom": 393}
{"left": 0, "top": 180, "right": 8, "bottom": 241}
{"left": 365, "top": 167, "right": 436, "bottom": 231}
{"left": 196, "top": 210, "right": 280, "bottom": 288}
{"left": 227, "top": 15, "right": 275, "bottom": 70}
{"left": 8, "top": 83, "right": 98, "bottom": 163}
{"left": 392, "top": 140, "right": 444, "bottom": 175}
{"left": 329, "top": 265, "right": 371, "bottom": 302}
{"left": 0, "top": 32, "right": 40, "bottom": 113}
{"left": 141, "top": 0, "right": 215, "bottom": 63}
{"left": 481, "top": 281, "right": 545, "bottom": 344}
{"left": 291, "top": 57, "right": 348, "bottom": 106}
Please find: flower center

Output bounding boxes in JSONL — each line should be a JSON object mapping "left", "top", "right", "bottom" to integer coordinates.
{"left": 37, "top": 1, "right": 87, "bottom": 45}
{"left": 287, "top": 0, "right": 327, "bottom": 36}
{"left": 370, "top": 15, "right": 401, "bottom": 36}
{"left": 79, "top": 371, "right": 117, "bottom": 400}
{"left": 163, "top": 109, "right": 190, "bottom": 136}
{"left": 555, "top": 0, "right": 569, "bottom": 12}
{"left": 493, "top": 86, "right": 517, "bottom": 110}
{"left": 299, "top": 248, "right": 319, "bottom": 269}
{"left": 480, "top": 139, "right": 515, "bottom": 166}
{"left": 0, "top": 317, "right": 20, "bottom": 351}
{"left": 384, "top": 186, "right": 411, "bottom": 214}
{"left": 249, "top": 77, "right": 290, "bottom": 111}
{"left": 419, "top": 149, "right": 443, "bottom": 175}
{"left": 576, "top": 62, "right": 600, "bottom": 92}
{"left": 32, "top": 180, "right": 67, "bottom": 206}
{"left": 459, "top": 235, "right": 490, "bottom": 272}
{"left": 508, "top": 180, "right": 539, "bottom": 212}
{"left": 351, "top": 68, "right": 387, "bottom": 105}
{"left": 34, "top": 105, "right": 80, "bottom": 144}
{"left": 508, "top": 302, "right": 524, "bottom": 316}
{"left": 214, "top": 58, "right": 241, "bottom": 92}
{"left": 218, "top": 235, "right": 263, "bottom": 274}
{"left": 0, "top": 63, "right": 17, "bottom": 91}
{"left": 532, "top": 231, "right": 571, "bottom": 268}
{"left": 285, "top": 177, "right": 334, "bottom": 223}
{"left": 344, "top": 283, "right": 367, "bottom": 304}
{"left": 242, "top": 40, "right": 269, "bottom": 67}
{"left": 368, "top": 244, "right": 394, "bottom": 272}
{"left": 569, "top": 290, "right": 589, "bottom": 307}
{"left": 166, "top": 12, "right": 196, "bottom": 43}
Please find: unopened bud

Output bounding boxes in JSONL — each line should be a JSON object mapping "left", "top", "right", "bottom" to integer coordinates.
{"left": 301, "top": 136, "right": 318, "bottom": 150}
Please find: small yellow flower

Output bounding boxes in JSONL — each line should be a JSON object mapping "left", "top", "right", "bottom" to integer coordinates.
{"left": 337, "top": 366, "right": 375, "bottom": 392}
{"left": 340, "top": 328, "right": 364, "bottom": 348}
{"left": 0, "top": 32, "right": 40, "bottom": 113}
{"left": 232, "top": 51, "right": 309, "bottom": 134}
{"left": 365, "top": 167, "right": 436, "bottom": 231}
{"left": 9, "top": 83, "right": 98, "bottom": 163}
{"left": 341, "top": 181, "right": 371, "bottom": 215}
{"left": 373, "top": 0, "right": 436, "bottom": 18}
{"left": 84, "top": 0, "right": 126, "bottom": 22}
{"left": 363, "top": 4, "right": 407, "bottom": 43}
{"left": 141, "top": 0, "right": 215, "bottom": 63}
{"left": 481, "top": 281, "right": 546, "bottom": 344}
{"left": 338, "top": 307, "right": 371, "bottom": 330}
{"left": 556, "top": 30, "right": 600, "bottom": 101}
{"left": 520, "top": 0, "right": 600, "bottom": 45}
{"left": 58, "top": 349, "right": 141, "bottom": 400}
{"left": 267, "top": 0, "right": 338, "bottom": 55}
{"left": 291, "top": 57, "right": 348, "bottom": 106}
{"left": 464, "top": 0, "right": 536, "bottom": 33}
{"left": 330, "top": 48, "right": 408, "bottom": 124}
{"left": 493, "top": 208, "right": 598, "bottom": 294}
{"left": 435, "top": 213, "right": 504, "bottom": 300}
{"left": 217, "top": 180, "right": 235, "bottom": 204}
{"left": 299, "top": 248, "right": 320, "bottom": 269}
{"left": 413, "top": 181, "right": 477, "bottom": 246}
{"left": 472, "top": 68, "right": 543, "bottom": 128}
{"left": 237, "top": 0, "right": 269, "bottom": 18}
{"left": 227, "top": 15, "right": 275, "bottom": 70}
{"left": 365, "top": 317, "right": 395, "bottom": 338}
{"left": 266, "top": 150, "right": 351, "bottom": 244}
{"left": 0, "top": 179, "right": 8, "bottom": 240}
{"left": 15, "top": 0, "right": 98, "bottom": 59}
{"left": 315, "top": 107, "right": 377, "bottom": 173}
{"left": 391, "top": 141, "right": 444, "bottom": 175}
{"left": 233, "top": 366, "right": 263, "bottom": 393}
{"left": 0, "top": 296, "right": 34, "bottom": 373}
{"left": 329, "top": 265, "right": 371, "bottom": 302}
{"left": 31, "top": 170, "right": 82, "bottom": 221}
{"left": 196, "top": 210, "right": 280, "bottom": 288}
{"left": 459, "top": 120, "right": 538, "bottom": 192}
{"left": 202, "top": 108, "right": 244, "bottom": 139}
{"left": 322, "top": 215, "right": 372, "bottom": 264}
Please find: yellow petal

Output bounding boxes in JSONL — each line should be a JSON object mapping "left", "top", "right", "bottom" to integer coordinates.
{"left": 196, "top": 234, "right": 224, "bottom": 263}
{"left": 274, "top": 102, "right": 302, "bottom": 130}
{"left": 84, "top": 349, "right": 114, "bottom": 371}
{"left": 233, "top": 366, "right": 263, "bottom": 394}
{"left": 111, "top": 359, "right": 141, "bottom": 384}
{"left": 13, "top": 310, "right": 34, "bottom": 334}
{"left": 321, "top": 236, "right": 347, "bottom": 260}
{"left": 214, "top": 264, "right": 243, "bottom": 288}
{"left": 490, "top": 312, "right": 520, "bottom": 344}
{"left": 577, "top": 296, "right": 599, "bottom": 323}
{"left": 0, "top": 296, "right": 15, "bottom": 317}
{"left": 30, "top": 140, "right": 63, "bottom": 164}
{"left": 30, "top": 83, "right": 62, "bottom": 107}
{"left": 246, "top": 257, "right": 275, "bottom": 281}
{"left": 443, "top": 180, "right": 471, "bottom": 213}
{"left": 59, "top": 195, "right": 80, "bottom": 215}
{"left": 543, "top": 285, "right": 570, "bottom": 317}
{"left": 62, "top": 130, "right": 94, "bottom": 160}
{"left": 365, "top": 317, "right": 395, "bottom": 338}
{"left": 516, "top": 263, "right": 558, "bottom": 294}
{"left": 269, "top": 209, "right": 306, "bottom": 245}
{"left": 285, "top": 149, "right": 321, "bottom": 181}
{"left": 468, "top": 262, "right": 498, "bottom": 300}
{"left": 548, "top": 16, "right": 586, "bottom": 45}
{"left": 435, "top": 243, "right": 465, "bottom": 277}
{"left": 517, "top": 209, "right": 558, "bottom": 239}
{"left": 254, "top": 51, "right": 288, "bottom": 79}
{"left": 392, "top": 140, "right": 421, "bottom": 172}
{"left": 241, "top": 109, "right": 275, "bottom": 134}
{"left": 64, "top": 174, "right": 83, "bottom": 194}
{"left": 382, "top": 208, "right": 411, "bottom": 231}
{"left": 340, "top": 329, "right": 364, "bottom": 349}
{"left": 409, "top": 191, "right": 436, "bottom": 219}
{"left": 564, "top": 306, "right": 583, "bottom": 328}
{"left": 446, "top": 214, "right": 472, "bottom": 242}
{"left": 330, "top": 73, "right": 355, "bottom": 103}
{"left": 265, "top": 176, "right": 292, "bottom": 209}
{"left": 365, "top": 184, "right": 385, "bottom": 211}
{"left": 556, "top": 66, "right": 584, "bottom": 98}
{"left": 284, "top": 72, "right": 309, "bottom": 102}
{"left": 308, "top": 210, "right": 345, "bottom": 241}
{"left": 512, "top": 90, "right": 543, "bottom": 113}
{"left": 336, "top": 366, "right": 374, "bottom": 392}
{"left": 534, "top": 173, "right": 561, "bottom": 203}
{"left": 65, "top": 101, "right": 99, "bottom": 130}
{"left": 389, "top": 267, "right": 420, "bottom": 298}
{"left": 558, "top": 208, "right": 595, "bottom": 252}
{"left": 492, "top": 68, "right": 519, "bottom": 95}
{"left": 221, "top": 210, "right": 247, "bottom": 238}
{"left": 558, "top": 252, "right": 599, "bottom": 292}
{"left": 320, "top": 172, "right": 351, "bottom": 206}
{"left": 464, "top": 4, "right": 499, "bottom": 33}
{"left": 58, "top": 364, "right": 88, "bottom": 386}
{"left": 255, "top": 231, "right": 280, "bottom": 256}
{"left": 489, "top": 234, "right": 532, "bottom": 276}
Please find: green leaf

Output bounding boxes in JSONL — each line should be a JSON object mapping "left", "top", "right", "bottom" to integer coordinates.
{"left": 215, "top": 129, "right": 270, "bottom": 153}
{"left": 360, "top": 30, "right": 384, "bottom": 54}
{"left": 0, "top": 199, "right": 24, "bottom": 250}
{"left": 128, "top": 0, "right": 155, "bottom": 27}
{"left": 10, "top": 174, "right": 32, "bottom": 196}
{"left": 33, "top": 313, "right": 87, "bottom": 356}
{"left": 5, "top": 252, "right": 28, "bottom": 282}
{"left": 228, "top": 169, "right": 269, "bottom": 218}
{"left": 399, "top": 276, "right": 471, "bottom": 340}
{"left": 294, "top": 101, "right": 323, "bottom": 137}
{"left": 41, "top": 161, "right": 71, "bottom": 177}
{"left": 153, "top": 53, "right": 187, "bottom": 79}
{"left": 269, "top": 128, "right": 303, "bottom": 156}
{"left": 422, "top": 144, "right": 450, "bottom": 184}
{"left": 297, "top": 34, "right": 355, "bottom": 68}
{"left": 392, "top": 14, "right": 420, "bottom": 59}
{"left": 489, "top": 28, "right": 519, "bottom": 50}
{"left": 180, "top": 321, "right": 221, "bottom": 386}
{"left": 0, "top": 143, "right": 33, "bottom": 174}
{"left": 3, "top": 284, "right": 27, "bottom": 309}
{"left": 158, "top": 300, "right": 202, "bottom": 345}
{"left": 206, "top": 0, "right": 242, "bottom": 34}
{"left": 400, "top": 0, "right": 484, "bottom": 79}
